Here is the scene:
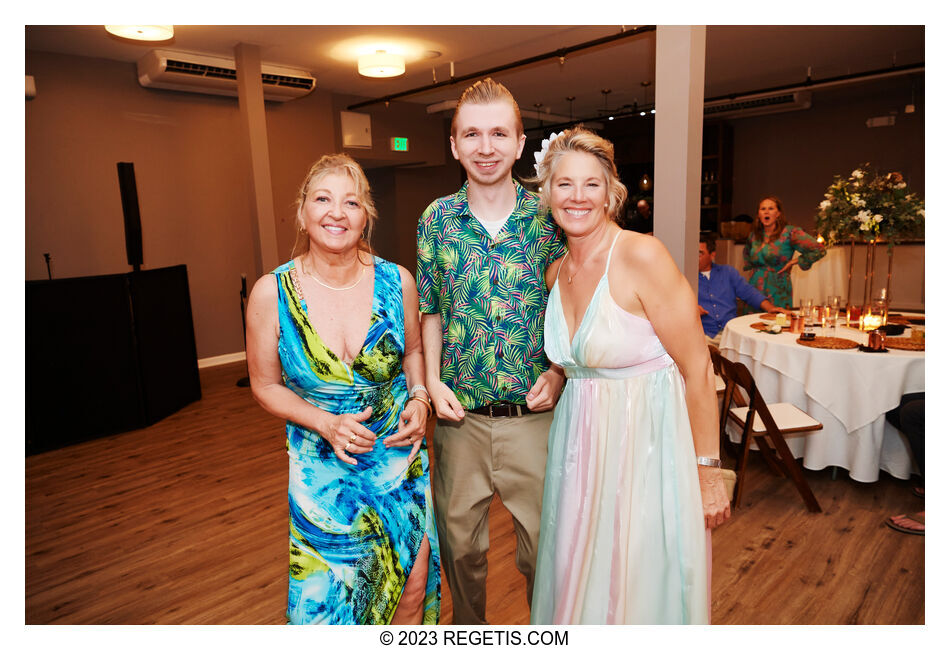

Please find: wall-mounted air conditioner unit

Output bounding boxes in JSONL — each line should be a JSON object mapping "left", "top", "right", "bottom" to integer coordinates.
{"left": 704, "top": 91, "right": 812, "bottom": 120}
{"left": 137, "top": 49, "right": 316, "bottom": 102}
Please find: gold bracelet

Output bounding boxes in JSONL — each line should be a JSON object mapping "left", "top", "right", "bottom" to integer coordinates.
{"left": 408, "top": 395, "right": 433, "bottom": 419}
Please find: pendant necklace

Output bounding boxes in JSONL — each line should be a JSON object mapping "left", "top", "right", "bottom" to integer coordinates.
{"left": 303, "top": 260, "right": 365, "bottom": 291}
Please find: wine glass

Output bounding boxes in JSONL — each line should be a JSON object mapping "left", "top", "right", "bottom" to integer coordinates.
{"left": 827, "top": 296, "right": 841, "bottom": 324}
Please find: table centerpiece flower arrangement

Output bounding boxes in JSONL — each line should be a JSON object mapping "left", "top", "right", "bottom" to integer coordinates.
{"left": 815, "top": 163, "right": 924, "bottom": 247}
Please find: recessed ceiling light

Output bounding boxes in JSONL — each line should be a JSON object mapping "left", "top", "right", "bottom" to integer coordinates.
{"left": 104, "top": 25, "right": 174, "bottom": 42}
{"left": 358, "top": 50, "right": 405, "bottom": 78}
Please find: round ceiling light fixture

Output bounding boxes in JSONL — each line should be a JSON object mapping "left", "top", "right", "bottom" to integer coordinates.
{"left": 105, "top": 25, "right": 174, "bottom": 41}
{"left": 358, "top": 50, "right": 405, "bottom": 78}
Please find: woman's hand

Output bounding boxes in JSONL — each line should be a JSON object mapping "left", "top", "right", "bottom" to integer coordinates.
{"left": 385, "top": 398, "right": 429, "bottom": 463}
{"left": 779, "top": 259, "right": 799, "bottom": 274}
{"left": 698, "top": 465, "right": 731, "bottom": 529}
{"left": 323, "top": 406, "right": 375, "bottom": 466}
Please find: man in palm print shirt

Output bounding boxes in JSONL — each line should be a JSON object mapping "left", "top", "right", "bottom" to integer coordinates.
{"left": 416, "top": 78, "right": 565, "bottom": 624}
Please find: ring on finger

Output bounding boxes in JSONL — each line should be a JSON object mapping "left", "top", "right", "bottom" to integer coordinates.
{"left": 344, "top": 441, "right": 352, "bottom": 452}
{"left": 349, "top": 432, "right": 357, "bottom": 443}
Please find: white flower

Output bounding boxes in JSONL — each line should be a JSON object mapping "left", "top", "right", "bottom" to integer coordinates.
{"left": 918, "top": 208, "right": 925, "bottom": 217}
{"left": 856, "top": 209, "right": 872, "bottom": 223}
{"left": 873, "top": 214, "right": 883, "bottom": 223}
{"left": 819, "top": 200, "right": 831, "bottom": 210}
{"left": 896, "top": 182, "right": 906, "bottom": 189}
{"left": 533, "top": 132, "right": 563, "bottom": 175}
{"left": 859, "top": 222, "right": 870, "bottom": 231}
{"left": 852, "top": 169, "right": 865, "bottom": 179}
{"left": 850, "top": 195, "right": 866, "bottom": 207}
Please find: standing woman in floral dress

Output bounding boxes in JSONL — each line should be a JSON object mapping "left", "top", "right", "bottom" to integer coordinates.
{"left": 743, "top": 196, "right": 826, "bottom": 309}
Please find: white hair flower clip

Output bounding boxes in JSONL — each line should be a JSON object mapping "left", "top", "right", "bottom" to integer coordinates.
{"left": 533, "top": 132, "right": 564, "bottom": 176}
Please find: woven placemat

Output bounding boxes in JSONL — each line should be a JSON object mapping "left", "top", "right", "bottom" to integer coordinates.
{"left": 795, "top": 336, "right": 859, "bottom": 349}
{"left": 750, "top": 321, "right": 790, "bottom": 331}
{"left": 885, "top": 338, "right": 925, "bottom": 351}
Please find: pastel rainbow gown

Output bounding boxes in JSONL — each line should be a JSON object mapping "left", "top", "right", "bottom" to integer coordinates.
{"left": 531, "top": 233, "right": 708, "bottom": 624}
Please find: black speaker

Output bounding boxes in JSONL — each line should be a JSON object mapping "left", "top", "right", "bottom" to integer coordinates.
{"left": 26, "top": 266, "right": 202, "bottom": 455}
{"left": 116, "top": 162, "right": 144, "bottom": 270}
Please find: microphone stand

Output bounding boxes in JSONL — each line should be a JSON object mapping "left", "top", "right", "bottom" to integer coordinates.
{"left": 236, "top": 273, "right": 250, "bottom": 387}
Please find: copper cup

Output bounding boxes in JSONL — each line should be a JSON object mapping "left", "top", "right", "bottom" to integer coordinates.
{"left": 790, "top": 313, "right": 803, "bottom": 333}
{"left": 868, "top": 329, "right": 886, "bottom": 351}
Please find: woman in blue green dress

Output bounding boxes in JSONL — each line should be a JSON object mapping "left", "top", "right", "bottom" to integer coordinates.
{"left": 246, "top": 154, "right": 439, "bottom": 624}
{"left": 743, "top": 196, "right": 826, "bottom": 309}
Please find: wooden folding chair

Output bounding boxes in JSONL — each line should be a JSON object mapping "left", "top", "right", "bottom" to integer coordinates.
{"left": 718, "top": 356, "right": 823, "bottom": 513}
{"left": 707, "top": 344, "right": 727, "bottom": 398}
{"left": 709, "top": 345, "right": 743, "bottom": 460}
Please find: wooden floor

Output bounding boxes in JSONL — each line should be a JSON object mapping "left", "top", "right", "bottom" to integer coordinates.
{"left": 26, "top": 362, "right": 924, "bottom": 624}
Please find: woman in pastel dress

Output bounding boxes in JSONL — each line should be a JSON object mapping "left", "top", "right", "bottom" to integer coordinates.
{"left": 530, "top": 129, "right": 729, "bottom": 624}
{"left": 743, "top": 196, "right": 826, "bottom": 309}
{"left": 246, "top": 154, "right": 439, "bottom": 624}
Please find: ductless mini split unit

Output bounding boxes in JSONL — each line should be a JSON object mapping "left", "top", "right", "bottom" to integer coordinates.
{"left": 704, "top": 91, "right": 812, "bottom": 119}
{"left": 137, "top": 49, "right": 316, "bottom": 102}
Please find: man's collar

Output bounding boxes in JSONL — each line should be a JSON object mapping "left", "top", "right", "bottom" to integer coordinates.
{"left": 453, "top": 178, "right": 536, "bottom": 220}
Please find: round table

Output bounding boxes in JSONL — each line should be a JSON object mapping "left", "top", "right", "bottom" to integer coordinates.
{"left": 719, "top": 313, "right": 924, "bottom": 482}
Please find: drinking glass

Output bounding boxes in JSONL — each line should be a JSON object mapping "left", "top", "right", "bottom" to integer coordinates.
{"left": 802, "top": 299, "right": 814, "bottom": 327}
{"left": 827, "top": 296, "right": 841, "bottom": 325}
{"left": 825, "top": 303, "right": 838, "bottom": 336}
{"left": 817, "top": 304, "right": 828, "bottom": 335}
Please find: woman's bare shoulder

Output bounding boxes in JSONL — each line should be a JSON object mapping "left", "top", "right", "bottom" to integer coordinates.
{"left": 615, "top": 230, "right": 671, "bottom": 269}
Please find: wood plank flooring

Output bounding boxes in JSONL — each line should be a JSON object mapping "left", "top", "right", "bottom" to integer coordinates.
{"left": 25, "top": 362, "right": 923, "bottom": 624}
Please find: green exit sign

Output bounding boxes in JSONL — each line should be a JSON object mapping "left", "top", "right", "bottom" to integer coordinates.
{"left": 390, "top": 137, "right": 409, "bottom": 152}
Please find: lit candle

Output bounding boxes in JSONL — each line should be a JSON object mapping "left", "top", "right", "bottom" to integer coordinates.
{"left": 863, "top": 314, "right": 883, "bottom": 331}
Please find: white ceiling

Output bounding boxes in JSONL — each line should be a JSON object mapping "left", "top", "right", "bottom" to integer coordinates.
{"left": 25, "top": 25, "right": 924, "bottom": 120}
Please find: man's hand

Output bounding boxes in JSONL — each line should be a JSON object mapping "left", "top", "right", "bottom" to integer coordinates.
{"left": 429, "top": 380, "right": 465, "bottom": 421}
{"left": 525, "top": 367, "right": 565, "bottom": 412}
{"left": 761, "top": 300, "right": 788, "bottom": 314}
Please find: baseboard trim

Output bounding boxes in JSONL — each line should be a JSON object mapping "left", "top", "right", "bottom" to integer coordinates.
{"left": 198, "top": 352, "right": 247, "bottom": 369}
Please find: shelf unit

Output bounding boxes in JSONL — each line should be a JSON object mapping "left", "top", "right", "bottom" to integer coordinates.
{"left": 700, "top": 122, "right": 733, "bottom": 234}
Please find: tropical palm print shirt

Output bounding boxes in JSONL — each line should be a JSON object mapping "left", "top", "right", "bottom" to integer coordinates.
{"left": 417, "top": 180, "right": 565, "bottom": 410}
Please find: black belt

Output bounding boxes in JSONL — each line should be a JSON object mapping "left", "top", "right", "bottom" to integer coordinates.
{"left": 467, "top": 402, "right": 534, "bottom": 418}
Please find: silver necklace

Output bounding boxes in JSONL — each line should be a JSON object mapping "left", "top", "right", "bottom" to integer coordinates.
{"left": 302, "top": 261, "right": 365, "bottom": 291}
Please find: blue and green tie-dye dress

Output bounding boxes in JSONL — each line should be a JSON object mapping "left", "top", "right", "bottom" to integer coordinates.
{"left": 274, "top": 257, "right": 440, "bottom": 624}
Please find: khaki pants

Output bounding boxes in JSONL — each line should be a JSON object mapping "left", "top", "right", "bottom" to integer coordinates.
{"left": 432, "top": 410, "right": 552, "bottom": 624}
{"left": 705, "top": 330, "right": 723, "bottom": 347}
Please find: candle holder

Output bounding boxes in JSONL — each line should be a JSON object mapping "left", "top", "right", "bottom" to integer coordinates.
{"left": 860, "top": 296, "right": 888, "bottom": 332}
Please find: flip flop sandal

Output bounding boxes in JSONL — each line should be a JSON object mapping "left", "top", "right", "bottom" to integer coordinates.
{"left": 886, "top": 513, "right": 925, "bottom": 536}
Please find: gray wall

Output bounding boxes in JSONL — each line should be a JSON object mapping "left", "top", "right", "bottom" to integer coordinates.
{"left": 728, "top": 76, "right": 925, "bottom": 228}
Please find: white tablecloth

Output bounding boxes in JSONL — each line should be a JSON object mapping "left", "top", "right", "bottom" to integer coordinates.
{"left": 719, "top": 313, "right": 925, "bottom": 482}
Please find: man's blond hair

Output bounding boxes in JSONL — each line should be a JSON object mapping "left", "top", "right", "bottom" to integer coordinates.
{"left": 451, "top": 77, "right": 523, "bottom": 136}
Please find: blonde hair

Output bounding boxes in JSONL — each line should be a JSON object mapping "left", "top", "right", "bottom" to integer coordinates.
{"left": 451, "top": 77, "right": 523, "bottom": 136}
{"left": 751, "top": 195, "right": 787, "bottom": 243}
{"left": 534, "top": 127, "right": 628, "bottom": 224}
{"left": 292, "top": 154, "right": 377, "bottom": 257}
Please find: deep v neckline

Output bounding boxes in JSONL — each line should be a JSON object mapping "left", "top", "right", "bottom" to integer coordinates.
{"left": 556, "top": 274, "right": 607, "bottom": 349}
{"left": 555, "top": 231, "right": 623, "bottom": 349}
{"left": 291, "top": 258, "right": 377, "bottom": 374}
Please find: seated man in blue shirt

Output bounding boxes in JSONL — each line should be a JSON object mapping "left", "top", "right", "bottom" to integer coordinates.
{"left": 698, "top": 233, "right": 784, "bottom": 345}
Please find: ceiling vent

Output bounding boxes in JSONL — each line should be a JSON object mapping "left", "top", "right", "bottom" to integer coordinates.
{"left": 137, "top": 50, "right": 315, "bottom": 102}
{"left": 704, "top": 91, "right": 811, "bottom": 119}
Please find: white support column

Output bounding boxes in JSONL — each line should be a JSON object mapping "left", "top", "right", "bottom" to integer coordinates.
{"left": 235, "top": 42, "right": 279, "bottom": 277}
{"left": 653, "top": 25, "right": 706, "bottom": 294}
